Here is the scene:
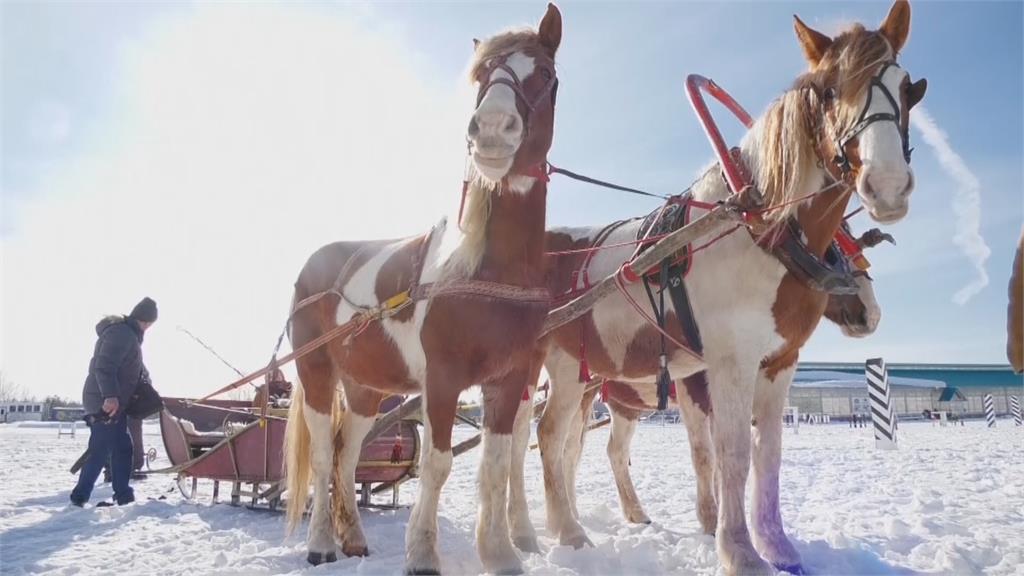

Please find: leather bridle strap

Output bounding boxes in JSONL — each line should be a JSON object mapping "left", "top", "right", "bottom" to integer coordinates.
{"left": 476, "top": 54, "right": 558, "bottom": 136}
{"left": 833, "top": 61, "right": 912, "bottom": 174}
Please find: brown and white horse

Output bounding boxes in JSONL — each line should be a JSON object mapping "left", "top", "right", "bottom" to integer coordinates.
{"left": 283, "top": 5, "right": 562, "bottom": 574}
{"left": 554, "top": 237, "right": 886, "bottom": 535}
{"left": 521, "top": 2, "right": 926, "bottom": 574}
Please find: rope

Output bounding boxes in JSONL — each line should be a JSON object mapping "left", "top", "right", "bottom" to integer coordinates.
{"left": 548, "top": 164, "right": 671, "bottom": 200}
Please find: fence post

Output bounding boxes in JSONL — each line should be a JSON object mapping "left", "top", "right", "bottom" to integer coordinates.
{"left": 866, "top": 358, "right": 897, "bottom": 449}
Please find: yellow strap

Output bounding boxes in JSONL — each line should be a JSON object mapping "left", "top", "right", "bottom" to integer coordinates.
{"left": 853, "top": 254, "right": 871, "bottom": 271}
{"left": 383, "top": 290, "right": 411, "bottom": 310}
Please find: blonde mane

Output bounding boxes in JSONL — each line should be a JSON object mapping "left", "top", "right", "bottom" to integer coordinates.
{"left": 744, "top": 25, "right": 895, "bottom": 224}
{"left": 441, "top": 169, "right": 495, "bottom": 280}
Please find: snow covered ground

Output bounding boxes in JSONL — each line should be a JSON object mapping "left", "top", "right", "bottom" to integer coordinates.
{"left": 1, "top": 419, "right": 1021, "bottom": 575}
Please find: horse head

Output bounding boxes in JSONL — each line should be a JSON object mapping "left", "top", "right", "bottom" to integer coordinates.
{"left": 467, "top": 3, "right": 561, "bottom": 185}
{"left": 794, "top": 0, "right": 927, "bottom": 224}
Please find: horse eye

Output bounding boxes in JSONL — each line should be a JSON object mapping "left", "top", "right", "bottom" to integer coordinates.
{"left": 540, "top": 67, "right": 553, "bottom": 80}
{"left": 824, "top": 87, "right": 837, "bottom": 101}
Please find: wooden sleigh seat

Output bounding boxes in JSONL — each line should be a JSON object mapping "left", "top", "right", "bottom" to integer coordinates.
{"left": 157, "top": 395, "right": 420, "bottom": 509}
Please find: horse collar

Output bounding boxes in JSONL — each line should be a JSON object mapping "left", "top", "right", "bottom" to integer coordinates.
{"left": 758, "top": 219, "right": 859, "bottom": 295}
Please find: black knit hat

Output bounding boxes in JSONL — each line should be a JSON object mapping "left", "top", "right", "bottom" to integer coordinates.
{"left": 129, "top": 297, "right": 158, "bottom": 323}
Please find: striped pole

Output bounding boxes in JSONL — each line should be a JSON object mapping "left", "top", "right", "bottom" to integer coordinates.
{"left": 866, "top": 358, "right": 897, "bottom": 449}
{"left": 983, "top": 394, "right": 996, "bottom": 428}
{"left": 1011, "top": 395, "right": 1022, "bottom": 427}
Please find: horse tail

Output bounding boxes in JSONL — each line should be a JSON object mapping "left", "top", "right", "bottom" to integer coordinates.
{"left": 283, "top": 329, "right": 346, "bottom": 533}
{"left": 285, "top": 372, "right": 346, "bottom": 533}
{"left": 284, "top": 380, "right": 311, "bottom": 534}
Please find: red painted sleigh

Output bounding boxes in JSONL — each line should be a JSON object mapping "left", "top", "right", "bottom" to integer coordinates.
{"left": 156, "top": 394, "right": 420, "bottom": 510}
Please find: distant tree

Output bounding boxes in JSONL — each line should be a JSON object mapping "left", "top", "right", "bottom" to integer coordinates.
{"left": 0, "top": 371, "right": 23, "bottom": 403}
{"left": 44, "top": 395, "right": 79, "bottom": 408}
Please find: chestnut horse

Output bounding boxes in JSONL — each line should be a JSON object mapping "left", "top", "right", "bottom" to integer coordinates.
{"left": 521, "top": 2, "right": 926, "bottom": 573}
{"left": 553, "top": 230, "right": 889, "bottom": 535}
{"left": 283, "top": 5, "right": 562, "bottom": 574}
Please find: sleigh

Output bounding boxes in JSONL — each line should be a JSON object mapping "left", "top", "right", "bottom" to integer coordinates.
{"left": 156, "top": 395, "right": 420, "bottom": 510}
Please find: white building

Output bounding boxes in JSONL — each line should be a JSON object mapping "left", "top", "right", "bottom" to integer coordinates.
{"left": 0, "top": 401, "right": 46, "bottom": 423}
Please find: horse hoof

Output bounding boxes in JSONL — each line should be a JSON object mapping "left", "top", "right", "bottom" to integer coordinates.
{"left": 495, "top": 567, "right": 525, "bottom": 576}
{"left": 406, "top": 568, "right": 441, "bottom": 576}
{"left": 627, "top": 514, "right": 652, "bottom": 525}
{"left": 560, "top": 533, "right": 593, "bottom": 549}
{"left": 774, "top": 562, "right": 805, "bottom": 575}
{"left": 307, "top": 551, "right": 337, "bottom": 565}
{"left": 342, "top": 543, "right": 369, "bottom": 557}
{"left": 513, "top": 536, "right": 541, "bottom": 554}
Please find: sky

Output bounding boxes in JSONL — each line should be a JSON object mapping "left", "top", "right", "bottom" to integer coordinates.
{"left": 2, "top": 1, "right": 1022, "bottom": 402}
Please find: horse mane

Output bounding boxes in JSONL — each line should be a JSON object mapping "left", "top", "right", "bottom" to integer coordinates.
{"left": 745, "top": 25, "right": 894, "bottom": 224}
{"left": 468, "top": 28, "right": 548, "bottom": 81}
{"left": 442, "top": 28, "right": 550, "bottom": 280}
{"left": 442, "top": 168, "right": 494, "bottom": 279}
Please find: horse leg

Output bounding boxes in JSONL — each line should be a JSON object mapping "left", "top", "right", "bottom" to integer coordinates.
{"left": 405, "top": 381, "right": 458, "bottom": 575}
{"left": 508, "top": 378, "right": 540, "bottom": 554}
{"left": 706, "top": 354, "right": 773, "bottom": 576}
{"left": 330, "top": 384, "right": 382, "bottom": 557}
{"left": 478, "top": 366, "right": 535, "bottom": 575}
{"left": 564, "top": 384, "right": 599, "bottom": 519}
{"left": 290, "top": 351, "right": 340, "bottom": 566}
{"left": 606, "top": 401, "right": 650, "bottom": 524}
{"left": 537, "top": 347, "right": 591, "bottom": 548}
{"left": 751, "top": 364, "right": 802, "bottom": 573}
{"left": 677, "top": 377, "right": 717, "bottom": 535}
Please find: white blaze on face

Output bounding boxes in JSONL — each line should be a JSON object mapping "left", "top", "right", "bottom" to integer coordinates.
{"left": 468, "top": 52, "right": 535, "bottom": 182}
{"left": 855, "top": 64, "right": 913, "bottom": 224}
{"left": 856, "top": 274, "right": 881, "bottom": 335}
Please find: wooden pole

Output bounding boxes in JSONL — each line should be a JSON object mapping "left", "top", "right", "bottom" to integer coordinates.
{"left": 541, "top": 199, "right": 750, "bottom": 336}
{"left": 359, "top": 396, "right": 423, "bottom": 449}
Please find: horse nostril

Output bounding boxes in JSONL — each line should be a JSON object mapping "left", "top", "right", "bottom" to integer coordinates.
{"left": 502, "top": 115, "right": 520, "bottom": 136}
{"left": 900, "top": 172, "right": 915, "bottom": 197}
{"left": 468, "top": 117, "right": 480, "bottom": 138}
{"left": 862, "top": 178, "right": 877, "bottom": 199}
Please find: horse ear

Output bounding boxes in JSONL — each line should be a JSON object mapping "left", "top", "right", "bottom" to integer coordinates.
{"left": 538, "top": 3, "right": 562, "bottom": 55}
{"left": 473, "top": 38, "right": 481, "bottom": 51}
{"left": 880, "top": 0, "right": 911, "bottom": 54}
{"left": 907, "top": 77, "right": 927, "bottom": 109}
{"left": 793, "top": 15, "right": 833, "bottom": 67}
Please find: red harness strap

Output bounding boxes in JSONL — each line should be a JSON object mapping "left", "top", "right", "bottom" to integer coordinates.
{"left": 458, "top": 161, "right": 549, "bottom": 232}
{"left": 834, "top": 225, "right": 870, "bottom": 271}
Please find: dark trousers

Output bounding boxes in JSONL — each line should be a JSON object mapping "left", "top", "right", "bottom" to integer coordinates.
{"left": 71, "top": 414, "right": 134, "bottom": 504}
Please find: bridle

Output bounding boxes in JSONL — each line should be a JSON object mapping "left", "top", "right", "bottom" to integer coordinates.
{"left": 475, "top": 52, "right": 558, "bottom": 137}
{"left": 829, "top": 61, "right": 912, "bottom": 175}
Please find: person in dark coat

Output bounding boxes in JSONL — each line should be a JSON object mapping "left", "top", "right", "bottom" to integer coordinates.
{"left": 70, "top": 297, "right": 157, "bottom": 507}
